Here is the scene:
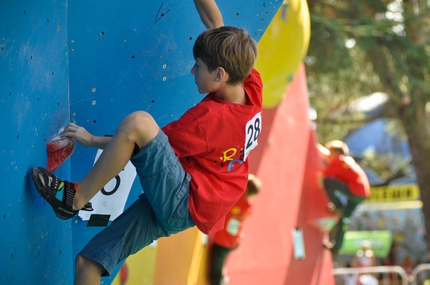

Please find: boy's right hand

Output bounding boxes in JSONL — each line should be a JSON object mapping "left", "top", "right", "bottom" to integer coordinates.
{"left": 63, "top": 123, "right": 112, "bottom": 149}
{"left": 62, "top": 123, "right": 94, "bottom": 147}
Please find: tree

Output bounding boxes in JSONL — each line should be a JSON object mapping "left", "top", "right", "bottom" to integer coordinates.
{"left": 305, "top": 0, "right": 430, "bottom": 243}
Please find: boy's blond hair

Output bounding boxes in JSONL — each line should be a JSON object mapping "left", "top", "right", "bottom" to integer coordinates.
{"left": 325, "top": 140, "right": 349, "bottom": 156}
{"left": 193, "top": 26, "right": 257, "bottom": 84}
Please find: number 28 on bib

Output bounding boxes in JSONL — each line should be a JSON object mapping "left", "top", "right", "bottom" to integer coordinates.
{"left": 244, "top": 112, "right": 262, "bottom": 161}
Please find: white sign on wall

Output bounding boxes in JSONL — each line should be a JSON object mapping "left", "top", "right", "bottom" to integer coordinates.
{"left": 78, "top": 149, "right": 137, "bottom": 221}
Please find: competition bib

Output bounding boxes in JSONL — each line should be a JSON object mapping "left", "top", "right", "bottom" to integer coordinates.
{"left": 226, "top": 218, "right": 242, "bottom": 236}
{"left": 244, "top": 112, "right": 262, "bottom": 161}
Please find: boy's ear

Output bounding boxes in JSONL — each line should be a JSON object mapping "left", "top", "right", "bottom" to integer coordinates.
{"left": 214, "top": 67, "right": 226, "bottom": 82}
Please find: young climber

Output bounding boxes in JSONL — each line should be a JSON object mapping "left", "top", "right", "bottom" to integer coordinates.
{"left": 30, "top": 0, "right": 263, "bottom": 283}
{"left": 208, "top": 174, "right": 261, "bottom": 285}
{"left": 317, "top": 140, "right": 370, "bottom": 252}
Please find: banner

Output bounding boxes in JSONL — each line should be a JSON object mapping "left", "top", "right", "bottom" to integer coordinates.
{"left": 366, "top": 184, "right": 420, "bottom": 203}
{"left": 339, "top": 230, "right": 392, "bottom": 257}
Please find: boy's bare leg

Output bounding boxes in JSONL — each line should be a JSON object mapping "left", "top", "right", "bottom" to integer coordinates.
{"left": 74, "top": 255, "right": 105, "bottom": 285}
{"left": 73, "top": 111, "right": 160, "bottom": 209}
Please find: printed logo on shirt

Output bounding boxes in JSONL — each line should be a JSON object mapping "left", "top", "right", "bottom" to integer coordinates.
{"left": 231, "top": 206, "right": 241, "bottom": 215}
{"left": 219, "top": 147, "right": 244, "bottom": 172}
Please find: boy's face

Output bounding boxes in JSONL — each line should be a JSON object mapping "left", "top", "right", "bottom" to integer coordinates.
{"left": 191, "top": 58, "right": 218, "bottom": 94}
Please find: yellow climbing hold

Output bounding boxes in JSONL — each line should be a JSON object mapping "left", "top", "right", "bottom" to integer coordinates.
{"left": 255, "top": 0, "right": 311, "bottom": 108}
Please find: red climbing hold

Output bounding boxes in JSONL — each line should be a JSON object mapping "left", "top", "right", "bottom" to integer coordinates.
{"left": 46, "top": 134, "right": 76, "bottom": 172}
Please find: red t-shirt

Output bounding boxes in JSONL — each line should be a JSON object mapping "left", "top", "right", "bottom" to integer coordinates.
{"left": 162, "top": 69, "right": 263, "bottom": 234}
{"left": 213, "top": 194, "right": 253, "bottom": 248}
{"left": 323, "top": 156, "right": 370, "bottom": 198}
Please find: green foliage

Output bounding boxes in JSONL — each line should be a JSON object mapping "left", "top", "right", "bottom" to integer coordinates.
{"left": 306, "top": 0, "right": 430, "bottom": 144}
{"left": 307, "top": 14, "right": 353, "bottom": 75}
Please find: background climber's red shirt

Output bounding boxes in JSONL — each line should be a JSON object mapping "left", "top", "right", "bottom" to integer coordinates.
{"left": 323, "top": 156, "right": 370, "bottom": 198}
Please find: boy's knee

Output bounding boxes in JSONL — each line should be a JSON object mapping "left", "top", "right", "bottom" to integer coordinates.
{"left": 124, "top": 111, "right": 155, "bottom": 126}
{"left": 120, "top": 111, "right": 160, "bottom": 147}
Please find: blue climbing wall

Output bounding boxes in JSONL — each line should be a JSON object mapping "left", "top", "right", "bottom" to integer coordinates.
{"left": 0, "top": 1, "right": 74, "bottom": 284}
{"left": 1, "top": 0, "right": 281, "bottom": 284}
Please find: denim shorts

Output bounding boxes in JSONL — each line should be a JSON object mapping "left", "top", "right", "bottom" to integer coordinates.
{"left": 79, "top": 130, "right": 195, "bottom": 276}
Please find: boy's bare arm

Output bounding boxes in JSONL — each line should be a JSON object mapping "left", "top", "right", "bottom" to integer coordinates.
{"left": 193, "top": 0, "right": 224, "bottom": 29}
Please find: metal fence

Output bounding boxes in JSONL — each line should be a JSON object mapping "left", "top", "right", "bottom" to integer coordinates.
{"left": 410, "top": 264, "right": 430, "bottom": 285}
{"left": 333, "top": 265, "right": 408, "bottom": 285}
{"left": 333, "top": 264, "right": 430, "bottom": 285}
